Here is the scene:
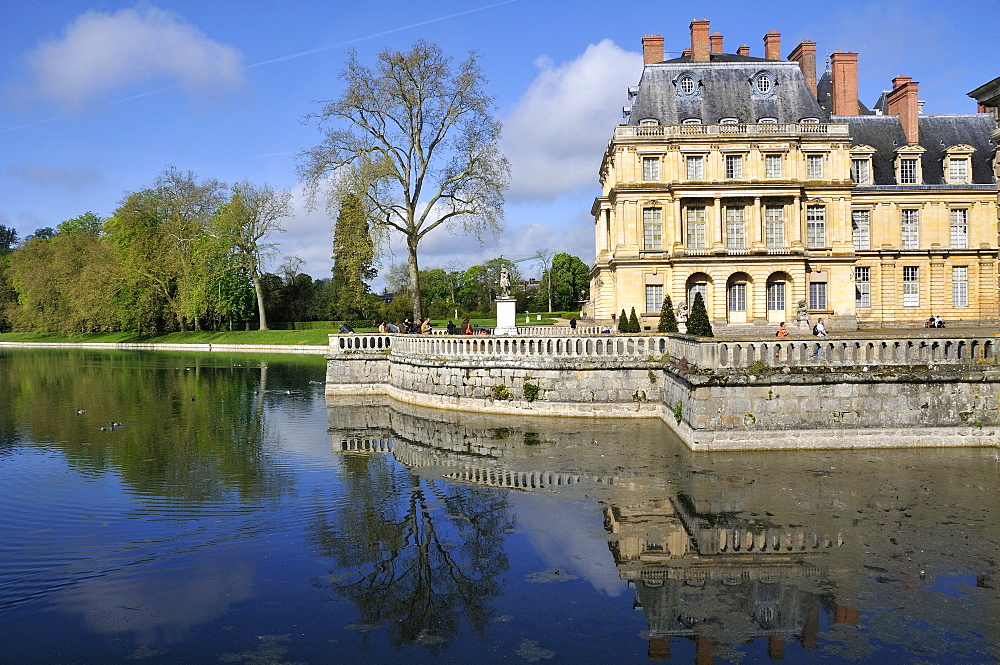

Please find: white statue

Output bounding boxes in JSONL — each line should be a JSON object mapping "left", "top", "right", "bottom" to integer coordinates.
{"left": 499, "top": 266, "right": 511, "bottom": 298}
{"left": 675, "top": 301, "right": 688, "bottom": 324}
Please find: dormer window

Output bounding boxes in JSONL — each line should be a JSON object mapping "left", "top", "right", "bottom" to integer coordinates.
{"left": 682, "top": 118, "right": 702, "bottom": 124}
{"left": 751, "top": 72, "right": 776, "bottom": 97}
{"left": 800, "top": 117, "right": 820, "bottom": 124}
{"left": 639, "top": 118, "right": 659, "bottom": 126}
{"left": 944, "top": 144, "right": 975, "bottom": 185}
{"left": 894, "top": 145, "right": 926, "bottom": 185}
{"left": 850, "top": 145, "right": 877, "bottom": 185}
{"left": 675, "top": 73, "right": 700, "bottom": 97}
{"left": 759, "top": 118, "right": 777, "bottom": 123}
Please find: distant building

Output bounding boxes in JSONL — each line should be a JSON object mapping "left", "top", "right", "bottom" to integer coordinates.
{"left": 591, "top": 20, "right": 999, "bottom": 331}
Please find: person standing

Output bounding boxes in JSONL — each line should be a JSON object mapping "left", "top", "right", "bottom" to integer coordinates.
{"left": 569, "top": 317, "right": 577, "bottom": 332}
{"left": 812, "top": 318, "right": 827, "bottom": 357}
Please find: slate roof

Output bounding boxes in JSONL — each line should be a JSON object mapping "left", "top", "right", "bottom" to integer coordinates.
{"left": 816, "top": 69, "right": 872, "bottom": 116}
{"left": 836, "top": 114, "right": 997, "bottom": 185}
{"left": 628, "top": 58, "right": 825, "bottom": 125}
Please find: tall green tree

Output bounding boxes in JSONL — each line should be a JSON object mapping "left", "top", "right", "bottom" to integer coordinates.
{"left": 549, "top": 253, "right": 590, "bottom": 312}
{"left": 106, "top": 167, "right": 227, "bottom": 332}
{"left": 618, "top": 308, "right": 629, "bottom": 333}
{"left": 658, "top": 295, "right": 678, "bottom": 333}
{"left": 628, "top": 307, "right": 640, "bottom": 333}
{"left": 687, "top": 291, "right": 713, "bottom": 337}
{"left": 215, "top": 180, "right": 292, "bottom": 330}
{"left": 298, "top": 40, "right": 510, "bottom": 321}
{"left": 331, "top": 192, "right": 377, "bottom": 320}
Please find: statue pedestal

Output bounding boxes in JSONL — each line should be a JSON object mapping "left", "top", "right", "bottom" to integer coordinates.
{"left": 494, "top": 298, "right": 517, "bottom": 335}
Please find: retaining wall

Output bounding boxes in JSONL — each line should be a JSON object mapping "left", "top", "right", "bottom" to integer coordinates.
{"left": 326, "top": 332, "right": 1000, "bottom": 450}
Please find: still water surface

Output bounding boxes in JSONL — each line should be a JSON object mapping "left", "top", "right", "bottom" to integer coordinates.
{"left": 0, "top": 349, "right": 997, "bottom": 664}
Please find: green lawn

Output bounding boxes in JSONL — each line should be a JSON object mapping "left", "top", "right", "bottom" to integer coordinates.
{"left": 0, "top": 329, "right": 333, "bottom": 346}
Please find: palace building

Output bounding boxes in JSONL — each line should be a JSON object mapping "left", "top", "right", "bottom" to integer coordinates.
{"left": 590, "top": 20, "right": 999, "bottom": 332}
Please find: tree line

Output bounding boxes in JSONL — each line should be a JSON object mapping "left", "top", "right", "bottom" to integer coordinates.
{"left": 0, "top": 172, "right": 589, "bottom": 334}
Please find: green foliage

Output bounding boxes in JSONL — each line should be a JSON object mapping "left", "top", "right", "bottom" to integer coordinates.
{"left": 492, "top": 384, "right": 512, "bottom": 400}
{"left": 686, "top": 291, "right": 713, "bottom": 337}
{"left": 673, "top": 401, "right": 683, "bottom": 424}
{"left": 628, "top": 307, "right": 640, "bottom": 333}
{"left": 330, "top": 192, "right": 378, "bottom": 321}
{"left": 746, "top": 360, "right": 768, "bottom": 376}
{"left": 523, "top": 382, "right": 540, "bottom": 402}
{"left": 658, "top": 295, "right": 678, "bottom": 333}
{"left": 548, "top": 252, "right": 590, "bottom": 311}
{"left": 618, "top": 309, "right": 629, "bottom": 333}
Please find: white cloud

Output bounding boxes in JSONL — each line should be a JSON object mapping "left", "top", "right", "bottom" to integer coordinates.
{"left": 5, "top": 164, "right": 100, "bottom": 189}
{"left": 14, "top": 7, "right": 244, "bottom": 109}
{"left": 273, "top": 182, "right": 333, "bottom": 279}
{"left": 501, "top": 40, "right": 643, "bottom": 201}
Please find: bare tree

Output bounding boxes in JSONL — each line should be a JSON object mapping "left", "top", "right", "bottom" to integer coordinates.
{"left": 298, "top": 40, "right": 510, "bottom": 320}
{"left": 217, "top": 181, "right": 292, "bottom": 330}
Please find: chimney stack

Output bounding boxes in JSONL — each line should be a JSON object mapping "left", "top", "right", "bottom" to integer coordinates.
{"left": 737, "top": 44, "right": 750, "bottom": 57}
{"left": 682, "top": 48, "right": 692, "bottom": 57}
{"left": 642, "top": 34, "right": 664, "bottom": 65}
{"left": 763, "top": 30, "right": 781, "bottom": 60}
{"left": 710, "top": 32, "right": 724, "bottom": 54}
{"left": 787, "top": 40, "right": 817, "bottom": 98}
{"left": 830, "top": 51, "right": 859, "bottom": 116}
{"left": 690, "top": 19, "right": 710, "bottom": 62}
{"left": 887, "top": 75, "right": 920, "bottom": 144}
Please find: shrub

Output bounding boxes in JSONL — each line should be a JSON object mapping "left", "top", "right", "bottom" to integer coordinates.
{"left": 658, "top": 295, "right": 678, "bottom": 333}
{"left": 628, "top": 307, "right": 640, "bottom": 333}
{"left": 523, "top": 382, "right": 540, "bottom": 402}
{"left": 686, "top": 292, "right": 713, "bottom": 337}
{"left": 618, "top": 309, "right": 629, "bottom": 333}
{"left": 492, "top": 384, "right": 512, "bottom": 400}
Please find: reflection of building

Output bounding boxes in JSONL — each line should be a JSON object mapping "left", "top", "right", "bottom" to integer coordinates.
{"left": 606, "top": 494, "right": 857, "bottom": 663}
{"left": 591, "top": 20, "right": 998, "bottom": 331}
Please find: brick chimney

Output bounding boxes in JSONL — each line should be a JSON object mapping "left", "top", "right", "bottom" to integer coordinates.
{"left": 887, "top": 75, "right": 920, "bottom": 144}
{"left": 690, "top": 19, "right": 710, "bottom": 62}
{"left": 682, "top": 48, "right": 692, "bottom": 57}
{"left": 737, "top": 44, "right": 750, "bottom": 57}
{"left": 787, "top": 40, "right": 817, "bottom": 98}
{"left": 642, "top": 34, "right": 664, "bottom": 65}
{"left": 830, "top": 51, "right": 859, "bottom": 116}
{"left": 763, "top": 30, "right": 781, "bottom": 60}
{"left": 710, "top": 32, "right": 723, "bottom": 54}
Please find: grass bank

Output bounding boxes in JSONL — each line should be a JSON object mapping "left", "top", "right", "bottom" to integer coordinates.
{"left": 0, "top": 330, "right": 332, "bottom": 346}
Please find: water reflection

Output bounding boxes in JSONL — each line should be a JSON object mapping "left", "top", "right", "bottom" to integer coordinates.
{"left": 327, "top": 396, "right": 999, "bottom": 663}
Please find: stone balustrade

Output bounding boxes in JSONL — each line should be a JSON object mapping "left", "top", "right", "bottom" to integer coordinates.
{"left": 616, "top": 122, "right": 850, "bottom": 140}
{"left": 329, "top": 331, "right": 1000, "bottom": 370}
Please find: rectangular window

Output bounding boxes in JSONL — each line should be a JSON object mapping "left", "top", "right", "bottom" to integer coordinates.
{"left": 806, "top": 154, "right": 824, "bottom": 179}
{"left": 855, "top": 267, "right": 870, "bottom": 308}
{"left": 686, "top": 207, "right": 706, "bottom": 248}
{"left": 765, "top": 206, "right": 784, "bottom": 247}
{"left": 726, "top": 207, "right": 745, "bottom": 249}
{"left": 642, "top": 156, "right": 660, "bottom": 181}
{"left": 949, "top": 159, "right": 969, "bottom": 184}
{"left": 642, "top": 208, "right": 662, "bottom": 250}
{"left": 686, "top": 155, "right": 704, "bottom": 180}
{"left": 728, "top": 283, "right": 746, "bottom": 312}
{"left": 767, "top": 282, "right": 785, "bottom": 311}
{"left": 725, "top": 154, "right": 743, "bottom": 179}
{"left": 806, "top": 206, "right": 826, "bottom": 248}
{"left": 950, "top": 209, "right": 968, "bottom": 249}
{"left": 903, "top": 266, "right": 919, "bottom": 307}
{"left": 953, "top": 267, "right": 968, "bottom": 307}
{"left": 809, "top": 282, "right": 827, "bottom": 310}
{"left": 645, "top": 284, "right": 663, "bottom": 314}
{"left": 765, "top": 154, "right": 782, "bottom": 178}
{"left": 899, "top": 158, "right": 918, "bottom": 184}
{"left": 851, "top": 158, "right": 870, "bottom": 184}
{"left": 901, "top": 209, "right": 919, "bottom": 249}
{"left": 852, "top": 209, "right": 871, "bottom": 250}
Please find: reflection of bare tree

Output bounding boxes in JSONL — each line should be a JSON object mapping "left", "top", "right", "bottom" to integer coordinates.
{"left": 310, "top": 453, "right": 514, "bottom": 652}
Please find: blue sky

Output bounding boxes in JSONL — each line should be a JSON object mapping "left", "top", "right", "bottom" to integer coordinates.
{"left": 2, "top": 0, "right": 996, "bottom": 288}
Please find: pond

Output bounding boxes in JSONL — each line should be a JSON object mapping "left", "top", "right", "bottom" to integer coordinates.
{"left": 0, "top": 349, "right": 997, "bottom": 664}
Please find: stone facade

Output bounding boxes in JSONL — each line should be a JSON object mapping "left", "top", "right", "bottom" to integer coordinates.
{"left": 591, "top": 20, "right": 998, "bottom": 332}
{"left": 327, "top": 333, "right": 1000, "bottom": 450}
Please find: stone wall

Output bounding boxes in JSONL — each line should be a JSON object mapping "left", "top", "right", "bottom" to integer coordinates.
{"left": 326, "top": 333, "right": 1000, "bottom": 450}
